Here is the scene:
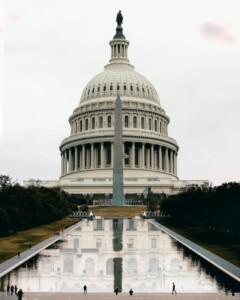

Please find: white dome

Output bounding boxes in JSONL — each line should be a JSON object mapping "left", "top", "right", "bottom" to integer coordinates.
{"left": 80, "top": 63, "right": 160, "bottom": 105}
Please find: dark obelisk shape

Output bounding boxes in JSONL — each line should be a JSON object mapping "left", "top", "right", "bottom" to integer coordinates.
{"left": 112, "top": 95, "right": 124, "bottom": 206}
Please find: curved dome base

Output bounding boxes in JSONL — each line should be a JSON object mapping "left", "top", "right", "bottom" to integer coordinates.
{"left": 59, "top": 168, "right": 180, "bottom": 195}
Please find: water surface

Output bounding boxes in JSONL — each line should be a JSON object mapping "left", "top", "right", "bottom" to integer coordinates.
{"left": 2, "top": 218, "right": 240, "bottom": 293}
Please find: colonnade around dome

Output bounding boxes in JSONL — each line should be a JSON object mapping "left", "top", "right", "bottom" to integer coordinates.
{"left": 61, "top": 141, "right": 177, "bottom": 177}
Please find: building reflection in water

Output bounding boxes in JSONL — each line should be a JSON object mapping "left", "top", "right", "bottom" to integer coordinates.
{"left": 2, "top": 219, "right": 240, "bottom": 293}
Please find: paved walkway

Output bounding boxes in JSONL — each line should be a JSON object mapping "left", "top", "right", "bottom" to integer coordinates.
{"left": 0, "top": 292, "right": 239, "bottom": 300}
{"left": 0, "top": 220, "right": 82, "bottom": 278}
{"left": 150, "top": 220, "right": 240, "bottom": 283}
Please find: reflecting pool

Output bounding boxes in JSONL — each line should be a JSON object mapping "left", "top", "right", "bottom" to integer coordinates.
{"left": 2, "top": 218, "right": 240, "bottom": 293}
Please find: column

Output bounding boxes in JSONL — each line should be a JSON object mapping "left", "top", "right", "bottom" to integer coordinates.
{"left": 111, "top": 142, "right": 114, "bottom": 168}
{"left": 87, "top": 147, "right": 90, "bottom": 169}
{"left": 122, "top": 143, "right": 125, "bottom": 168}
{"left": 64, "top": 152, "right": 66, "bottom": 175}
{"left": 159, "top": 146, "right": 162, "bottom": 171}
{"left": 174, "top": 152, "right": 177, "bottom": 176}
{"left": 69, "top": 148, "right": 73, "bottom": 172}
{"left": 94, "top": 146, "right": 98, "bottom": 168}
{"left": 165, "top": 148, "right": 169, "bottom": 173}
{"left": 171, "top": 150, "right": 174, "bottom": 174}
{"left": 141, "top": 143, "right": 145, "bottom": 169}
{"left": 151, "top": 144, "right": 154, "bottom": 170}
{"left": 61, "top": 153, "right": 64, "bottom": 176}
{"left": 91, "top": 143, "right": 94, "bottom": 169}
{"left": 146, "top": 147, "right": 149, "bottom": 168}
{"left": 101, "top": 142, "right": 104, "bottom": 168}
{"left": 79, "top": 147, "right": 82, "bottom": 169}
{"left": 82, "top": 144, "right": 85, "bottom": 169}
{"left": 131, "top": 142, "right": 135, "bottom": 168}
{"left": 74, "top": 147, "right": 78, "bottom": 171}
{"left": 138, "top": 146, "right": 141, "bottom": 168}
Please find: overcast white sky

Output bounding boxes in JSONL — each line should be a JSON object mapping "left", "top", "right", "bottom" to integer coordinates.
{"left": 0, "top": 0, "right": 240, "bottom": 185}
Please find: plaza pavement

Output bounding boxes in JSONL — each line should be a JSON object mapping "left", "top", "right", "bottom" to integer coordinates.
{"left": 0, "top": 292, "right": 240, "bottom": 300}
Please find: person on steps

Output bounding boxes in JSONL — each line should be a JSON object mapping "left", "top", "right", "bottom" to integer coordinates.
{"left": 172, "top": 282, "right": 177, "bottom": 294}
{"left": 17, "top": 289, "right": 24, "bottom": 300}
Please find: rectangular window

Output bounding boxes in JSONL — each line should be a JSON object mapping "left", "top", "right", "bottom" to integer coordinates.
{"left": 149, "top": 118, "right": 152, "bottom": 130}
{"left": 96, "top": 238, "right": 102, "bottom": 249}
{"left": 107, "top": 116, "right": 112, "bottom": 128}
{"left": 151, "top": 238, "right": 157, "bottom": 248}
{"left": 141, "top": 117, "right": 145, "bottom": 129}
{"left": 99, "top": 116, "right": 103, "bottom": 128}
{"left": 127, "top": 238, "right": 134, "bottom": 249}
{"left": 125, "top": 115, "right": 129, "bottom": 128}
{"left": 133, "top": 116, "right": 137, "bottom": 128}
{"left": 85, "top": 119, "right": 88, "bottom": 130}
{"left": 92, "top": 117, "right": 95, "bottom": 129}
{"left": 80, "top": 120, "right": 82, "bottom": 132}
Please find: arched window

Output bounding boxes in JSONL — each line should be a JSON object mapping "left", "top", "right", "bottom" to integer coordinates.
{"left": 97, "top": 86, "right": 100, "bottom": 92}
{"left": 73, "top": 239, "right": 79, "bottom": 249}
{"left": 130, "top": 85, "right": 133, "bottom": 92}
{"left": 107, "top": 116, "right": 112, "bottom": 128}
{"left": 88, "top": 89, "right": 90, "bottom": 95}
{"left": 133, "top": 116, "right": 137, "bottom": 128}
{"left": 141, "top": 117, "right": 145, "bottom": 129}
{"left": 117, "top": 84, "right": 120, "bottom": 91}
{"left": 170, "top": 258, "right": 180, "bottom": 271}
{"left": 154, "top": 119, "right": 157, "bottom": 131}
{"left": 99, "top": 116, "right": 103, "bottom": 128}
{"left": 110, "top": 84, "right": 113, "bottom": 91}
{"left": 106, "top": 259, "right": 113, "bottom": 275}
{"left": 92, "top": 117, "right": 95, "bottom": 129}
{"left": 74, "top": 121, "right": 77, "bottom": 133}
{"left": 85, "top": 118, "right": 88, "bottom": 130}
{"left": 149, "top": 258, "right": 159, "bottom": 273}
{"left": 159, "top": 121, "right": 162, "bottom": 133}
{"left": 103, "top": 85, "right": 106, "bottom": 92}
{"left": 123, "top": 84, "right": 127, "bottom": 91}
{"left": 63, "top": 258, "right": 73, "bottom": 273}
{"left": 127, "top": 258, "right": 138, "bottom": 274}
{"left": 149, "top": 118, "right": 152, "bottom": 130}
{"left": 85, "top": 258, "right": 95, "bottom": 274}
{"left": 92, "top": 87, "right": 95, "bottom": 94}
{"left": 79, "top": 120, "right": 82, "bottom": 132}
{"left": 125, "top": 115, "right": 129, "bottom": 128}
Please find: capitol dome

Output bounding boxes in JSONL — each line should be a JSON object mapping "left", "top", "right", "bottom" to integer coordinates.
{"left": 59, "top": 15, "right": 180, "bottom": 195}
{"left": 80, "top": 63, "right": 160, "bottom": 105}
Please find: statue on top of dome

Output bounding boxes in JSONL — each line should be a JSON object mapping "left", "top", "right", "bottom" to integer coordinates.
{"left": 116, "top": 10, "right": 123, "bottom": 26}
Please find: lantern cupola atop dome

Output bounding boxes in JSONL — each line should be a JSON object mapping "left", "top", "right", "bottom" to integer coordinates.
{"left": 109, "top": 11, "right": 129, "bottom": 64}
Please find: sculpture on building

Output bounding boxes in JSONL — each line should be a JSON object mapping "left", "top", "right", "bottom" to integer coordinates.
{"left": 116, "top": 10, "right": 123, "bottom": 26}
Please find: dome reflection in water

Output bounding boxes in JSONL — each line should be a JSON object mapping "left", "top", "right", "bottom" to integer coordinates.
{"left": 2, "top": 219, "right": 240, "bottom": 293}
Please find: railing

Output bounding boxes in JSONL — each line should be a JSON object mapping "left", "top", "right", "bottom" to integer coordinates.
{"left": 71, "top": 211, "right": 90, "bottom": 218}
{"left": 145, "top": 211, "right": 161, "bottom": 217}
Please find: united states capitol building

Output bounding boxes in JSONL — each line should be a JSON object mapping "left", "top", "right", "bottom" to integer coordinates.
{"left": 25, "top": 14, "right": 207, "bottom": 196}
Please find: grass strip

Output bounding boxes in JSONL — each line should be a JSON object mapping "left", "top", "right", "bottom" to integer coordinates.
{"left": 0, "top": 217, "right": 77, "bottom": 263}
{"left": 157, "top": 217, "right": 240, "bottom": 268}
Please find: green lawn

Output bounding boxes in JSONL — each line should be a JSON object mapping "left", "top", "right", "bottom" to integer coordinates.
{"left": 92, "top": 205, "right": 146, "bottom": 218}
{"left": 157, "top": 217, "right": 240, "bottom": 268}
{"left": 0, "top": 217, "right": 77, "bottom": 263}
